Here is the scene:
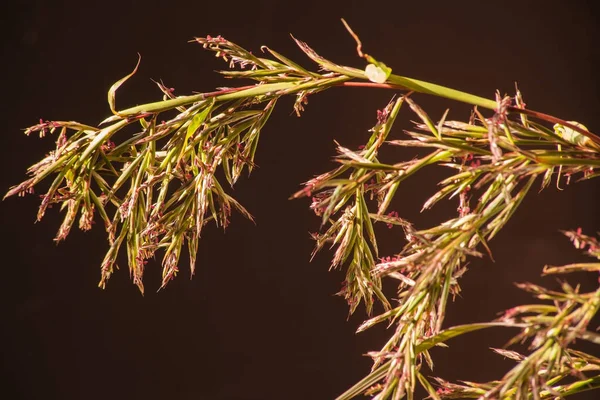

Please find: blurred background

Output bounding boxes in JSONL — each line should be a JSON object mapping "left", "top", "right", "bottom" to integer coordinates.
{"left": 1, "top": 0, "right": 599, "bottom": 399}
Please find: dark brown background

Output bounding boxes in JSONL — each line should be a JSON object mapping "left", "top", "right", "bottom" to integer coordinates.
{"left": 1, "top": 0, "right": 599, "bottom": 399}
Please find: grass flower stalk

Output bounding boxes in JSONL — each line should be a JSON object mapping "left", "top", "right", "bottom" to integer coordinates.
{"left": 5, "top": 23, "right": 600, "bottom": 399}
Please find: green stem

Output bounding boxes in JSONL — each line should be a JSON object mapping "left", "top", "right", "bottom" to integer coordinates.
{"left": 112, "top": 67, "right": 600, "bottom": 148}
{"left": 386, "top": 74, "right": 497, "bottom": 109}
{"left": 115, "top": 76, "right": 350, "bottom": 116}
{"left": 116, "top": 83, "right": 289, "bottom": 115}
{"left": 114, "top": 66, "right": 497, "bottom": 117}
{"left": 316, "top": 61, "right": 498, "bottom": 109}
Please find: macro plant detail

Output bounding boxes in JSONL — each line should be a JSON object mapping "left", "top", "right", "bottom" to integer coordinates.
{"left": 5, "top": 22, "right": 600, "bottom": 400}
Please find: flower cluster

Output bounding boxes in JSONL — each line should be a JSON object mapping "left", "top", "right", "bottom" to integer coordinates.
{"left": 6, "top": 27, "right": 600, "bottom": 400}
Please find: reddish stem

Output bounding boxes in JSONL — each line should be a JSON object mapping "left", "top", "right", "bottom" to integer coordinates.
{"left": 339, "top": 81, "right": 600, "bottom": 145}
{"left": 507, "top": 106, "right": 600, "bottom": 145}
{"left": 341, "top": 81, "right": 409, "bottom": 91}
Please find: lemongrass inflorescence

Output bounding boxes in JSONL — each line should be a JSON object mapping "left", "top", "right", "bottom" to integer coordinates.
{"left": 6, "top": 27, "right": 600, "bottom": 400}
